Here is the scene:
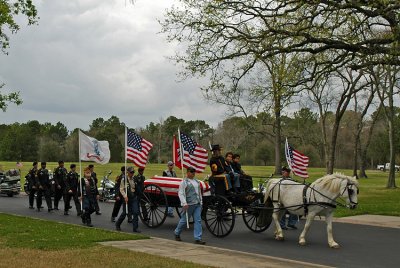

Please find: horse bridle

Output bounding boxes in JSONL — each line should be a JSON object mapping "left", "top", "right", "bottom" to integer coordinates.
{"left": 340, "top": 182, "right": 359, "bottom": 207}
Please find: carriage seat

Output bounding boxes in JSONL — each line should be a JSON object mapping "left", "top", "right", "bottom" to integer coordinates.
{"left": 239, "top": 174, "right": 253, "bottom": 192}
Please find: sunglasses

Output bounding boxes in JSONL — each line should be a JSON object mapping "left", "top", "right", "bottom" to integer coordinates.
{"left": 188, "top": 170, "right": 196, "bottom": 173}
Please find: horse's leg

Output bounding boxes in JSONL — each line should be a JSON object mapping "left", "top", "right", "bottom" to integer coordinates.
{"left": 299, "top": 212, "right": 316, "bottom": 246}
{"left": 326, "top": 212, "right": 340, "bottom": 248}
{"left": 272, "top": 208, "right": 284, "bottom": 240}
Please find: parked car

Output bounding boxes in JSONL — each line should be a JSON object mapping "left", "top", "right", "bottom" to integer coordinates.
{"left": 376, "top": 163, "right": 400, "bottom": 172}
{"left": 0, "top": 169, "right": 21, "bottom": 197}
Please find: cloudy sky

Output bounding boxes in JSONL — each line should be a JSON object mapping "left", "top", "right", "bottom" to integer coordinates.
{"left": 0, "top": 0, "right": 226, "bottom": 131}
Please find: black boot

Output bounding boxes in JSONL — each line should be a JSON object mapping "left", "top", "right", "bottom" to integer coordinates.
{"left": 86, "top": 218, "right": 93, "bottom": 227}
{"left": 81, "top": 214, "right": 87, "bottom": 224}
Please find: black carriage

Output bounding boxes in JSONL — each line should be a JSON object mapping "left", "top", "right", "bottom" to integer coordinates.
{"left": 139, "top": 175, "right": 273, "bottom": 237}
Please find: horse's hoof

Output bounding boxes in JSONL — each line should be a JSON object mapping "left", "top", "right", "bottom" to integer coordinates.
{"left": 299, "top": 241, "right": 306, "bottom": 246}
{"left": 275, "top": 236, "right": 284, "bottom": 241}
{"left": 330, "top": 244, "right": 340, "bottom": 249}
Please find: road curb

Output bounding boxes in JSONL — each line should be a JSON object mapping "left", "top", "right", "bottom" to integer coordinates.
{"left": 100, "top": 237, "right": 334, "bottom": 268}
{"left": 333, "top": 215, "right": 400, "bottom": 229}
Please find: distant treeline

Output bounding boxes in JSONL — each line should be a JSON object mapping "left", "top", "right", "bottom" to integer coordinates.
{"left": 0, "top": 108, "right": 398, "bottom": 168}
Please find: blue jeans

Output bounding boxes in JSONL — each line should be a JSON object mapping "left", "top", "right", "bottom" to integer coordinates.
{"left": 82, "top": 195, "right": 96, "bottom": 223}
{"left": 280, "top": 211, "right": 298, "bottom": 227}
{"left": 224, "top": 174, "right": 232, "bottom": 189}
{"left": 174, "top": 203, "right": 202, "bottom": 241}
{"left": 232, "top": 173, "right": 240, "bottom": 188}
{"left": 116, "top": 195, "right": 139, "bottom": 231}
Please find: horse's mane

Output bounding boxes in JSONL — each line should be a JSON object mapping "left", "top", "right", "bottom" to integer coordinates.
{"left": 311, "top": 173, "right": 358, "bottom": 193}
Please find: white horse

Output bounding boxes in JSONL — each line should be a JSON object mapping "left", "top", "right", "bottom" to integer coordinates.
{"left": 264, "top": 173, "right": 359, "bottom": 248}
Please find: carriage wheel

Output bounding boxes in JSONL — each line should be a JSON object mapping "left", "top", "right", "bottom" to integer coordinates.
{"left": 204, "top": 195, "right": 235, "bottom": 238}
{"left": 139, "top": 184, "right": 168, "bottom": 228}
{"left": 242, "top": 205, "right": 272, "bottom": 233}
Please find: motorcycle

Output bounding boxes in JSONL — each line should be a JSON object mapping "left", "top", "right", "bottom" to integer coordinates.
{"left": 98, "top": 170, "right": 115, "bottom": 202}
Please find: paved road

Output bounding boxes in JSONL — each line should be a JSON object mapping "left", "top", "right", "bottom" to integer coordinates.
{"left": 1, "top": 194, "right": 399, "bottom": 268}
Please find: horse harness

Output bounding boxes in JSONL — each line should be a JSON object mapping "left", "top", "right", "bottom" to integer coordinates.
{"left": 270, "top": 178, "right": 358, "bottom": 216}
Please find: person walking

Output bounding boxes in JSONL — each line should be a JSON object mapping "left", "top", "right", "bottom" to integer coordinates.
{"left": 64, "top": 164, "right": 82, "bottom": 216}
{"left": 36, "top": 162, "right": 53, "bottom": 212}
{"left": 27, "top": 161, "right": 38, "bottom": 209}
{"left": 88, "top": 164, "right": 101, "bottom": 215}
{"left": 116, "top": 166, "right": 141, "bottom": 233}
{"left": 174, "top": 167, "right": 205, "bottom": 245}
{"left": 111, "top": 166, "right": 125, "bottom": 222}
{"left": 163, "top": 161, "right": 177, "bottom": 217}
{"left": 53, "top": 160, "right": 67, "bottom": 210}
{"left": 279, "top": 166, "right": 299, "bottom": 230}
{"left": 79, "top": 167, "right": 99, "bottom": 227}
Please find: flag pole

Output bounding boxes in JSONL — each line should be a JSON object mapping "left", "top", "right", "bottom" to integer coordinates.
{"left": 78, "top": 129, "right": 83, "bottom": 211}
{"left": 124, "top": 126, "right": 128, "bottom": 213}
{"left": 177, "top": 128, "right": 185, "bottom": 179}
{"left": 178, "top": 128, "right": 189, "bottom": 229}
{"left": 172, "top": 135, "right": 176, "bottom": 167}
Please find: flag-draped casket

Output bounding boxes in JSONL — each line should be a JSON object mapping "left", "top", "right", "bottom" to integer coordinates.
{"left": 144, "top": 176, "right": 211, "bottom": 197}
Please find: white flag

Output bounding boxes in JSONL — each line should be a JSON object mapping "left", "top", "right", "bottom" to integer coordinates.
{"left": 79, "top": 130, "right": 111, "bottom": 164}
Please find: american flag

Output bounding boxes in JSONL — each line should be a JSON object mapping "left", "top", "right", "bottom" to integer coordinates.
{"left": 126, "top": 129, "right": 153, "bottom": 168}
{"left": 179, "top": 132, "right": 208, "bottom": 173}
{"left": 285, "top": 138, "right": 309, "bottom": 178}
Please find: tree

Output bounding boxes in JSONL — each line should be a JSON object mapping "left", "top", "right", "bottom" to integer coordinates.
{"left": 306, "top": 66, "right": 368, "bottom": 174}
{"left": 88, "top": 116, "right": 125, "bottom": 162}
{"left": 255, "top": 142, "right": 272, "bottom": 166}
{"left": 371, "top": 64, "right": 400, "bottom": 188}
{"left": 0, "top": 0, "right": 38, "bottom": 111}
{"left": 348, "top": 84, "right": 377, "bottom": 178}
{"left": 162, "top": 2, "right": 306, "bottom": 174}
{"left": 0, "top": 83, "right": 22, "bottom": 111}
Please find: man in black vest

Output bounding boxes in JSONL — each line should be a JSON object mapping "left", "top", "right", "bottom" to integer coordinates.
{"left": 53, "top": 160, "right": 67, "bottom": 210}
{"left": 88, "top": 164, "right": 101, "bottom": 215}
{"left": 64, "top": 164, "right": 82, "bottom": 216}
{"left": 116, "top": 166, "right": 142, "bottom": 233}
{"left": 79, "top": 167, "right": 99, "bottom": 227}
{"left": 111, "top": 166, "right": 125, "bottom": 222}
{"left": 26, "top": 161, "right": 38, "bottom": 209}
{"left": 36, "top": 162, "right": 53, "bottom": 212}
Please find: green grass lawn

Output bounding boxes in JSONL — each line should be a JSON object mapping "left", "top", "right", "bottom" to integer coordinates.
{"left": 1, "top": 161, "right": 399, "bottom": 217}
{"left": 0, "top": 213, "right": 146, "bottom": 250}
{"left": 0, "top": 213, "right": 210, "bottom": 268}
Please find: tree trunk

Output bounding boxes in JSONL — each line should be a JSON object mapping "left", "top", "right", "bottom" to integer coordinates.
{"left": 387, "top": 103, "right": 397, "bottom": 188}
{"left": 327, "top": 122, "right": 340, "bottom": 174}
{"left": 274, "top": 106, "right": 282, "bottom": 175}
{"left": 352, "top": 136, "right": 359, "bottom": 178}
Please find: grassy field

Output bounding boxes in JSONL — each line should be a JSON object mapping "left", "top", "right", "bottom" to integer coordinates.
{"left": 1, "top": 161, "right": 399, "bottom": 217}
{"left": 0, "top": 213, "right": 210, "bottom": 268}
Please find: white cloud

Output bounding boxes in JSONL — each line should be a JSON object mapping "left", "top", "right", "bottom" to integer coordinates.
{"left": 0, "top": 0, "right": 226, "bottom": 130}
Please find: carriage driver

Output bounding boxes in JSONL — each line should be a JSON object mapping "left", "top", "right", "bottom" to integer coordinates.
{"left": 209, "top": 144, "right": 232, "bottom": 192}
{"left": 280, "top": 167, "right": 299, "bottom": 230}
